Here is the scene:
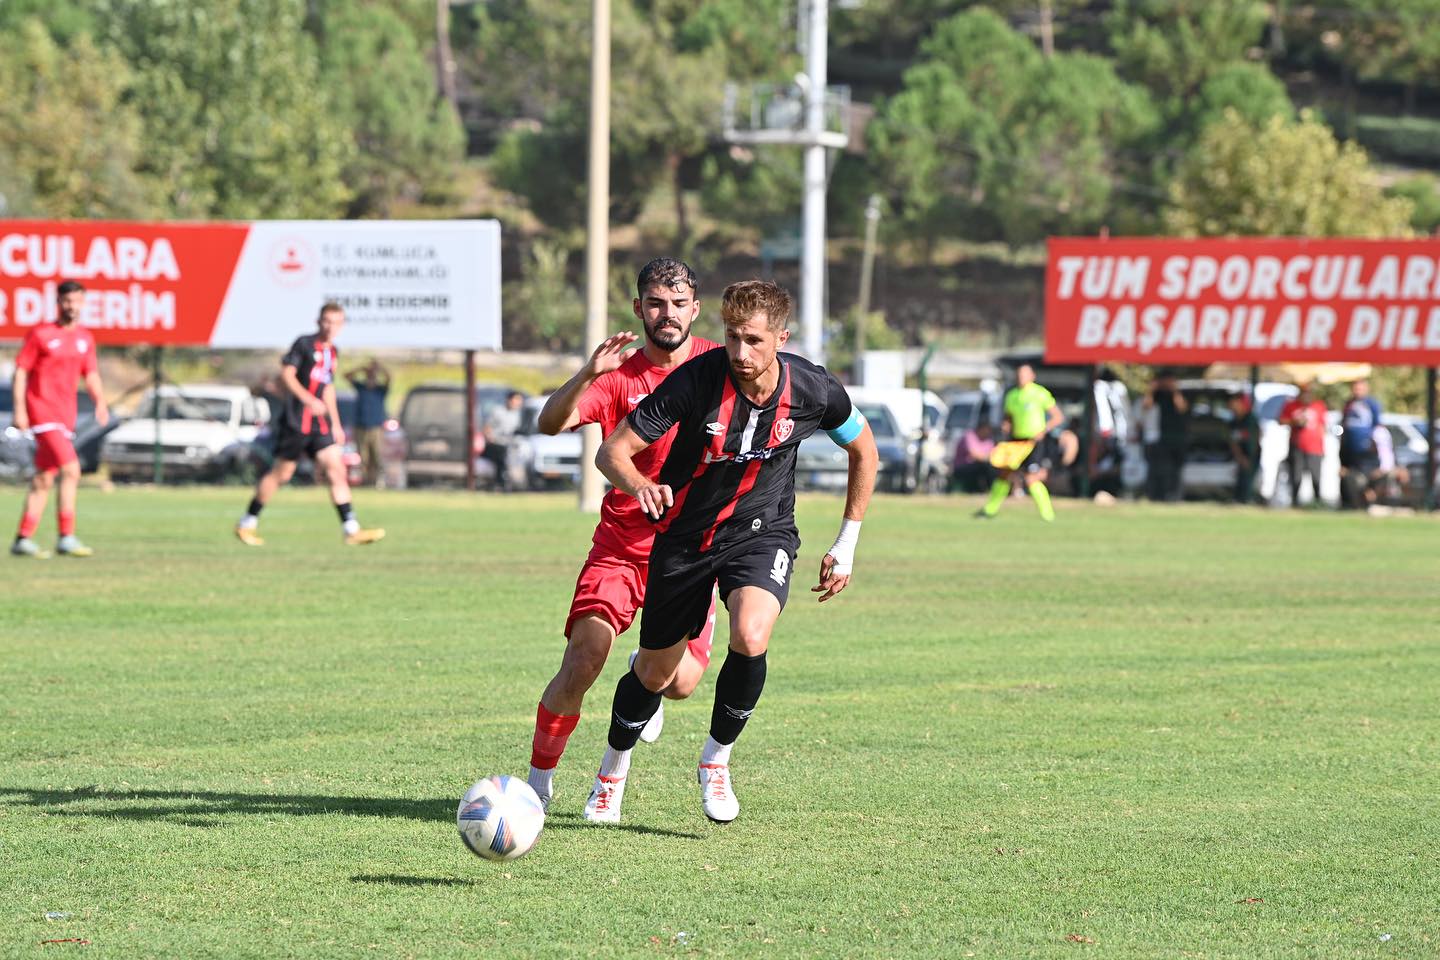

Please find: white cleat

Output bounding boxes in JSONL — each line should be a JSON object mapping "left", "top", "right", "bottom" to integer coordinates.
{"left": 639, "top": 699, "right": 664, "bottom": 744}
{"left": 698, "top": 763, "right": 739, "bottom": 823}
{"left": 582, "top": 773, "right": 626, "bottom": 824}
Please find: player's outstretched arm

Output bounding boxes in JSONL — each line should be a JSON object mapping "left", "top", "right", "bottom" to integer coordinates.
{"left": 814, "top": 420, "right": 878, "bottom": 603}
{"left": 596, "top": 419, "right": 669, "bottom": 519}
{"left": 537, "top": 331, "right": 639, "bottom": 435}
{"left": 12, "top": 368, "right": 29, "bottom": 432}
{"left": 84, "top": 370, "right": 109, "bottom": 426}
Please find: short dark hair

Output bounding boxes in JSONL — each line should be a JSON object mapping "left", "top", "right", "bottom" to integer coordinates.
{"left": 57, "top": 280, "right": 86, "bottom": 297}
{"left": 636, "top": 258, "right": 698, "bottom": 298}
{"left": 720, "top": 280, "right": 793, "bottom": 332}
{"left": 319, "top": 301, "right": 345, "bottom": 319}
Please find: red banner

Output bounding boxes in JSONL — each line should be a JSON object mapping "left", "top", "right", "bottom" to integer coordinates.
{"left": 0, "top": 220, "right": 248, "bottom": 345}
{"left": 0, "top": 218, "right": 503, "bottom": 348}
{"left": 1045, "top": 237, "right": 1440, "bottom": 366}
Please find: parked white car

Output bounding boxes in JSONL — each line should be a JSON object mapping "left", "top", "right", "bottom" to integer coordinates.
{"left": 511, "top": 395, "right": 583, "bottom": 489}
{"left": 103, "top": 384, "right": 269, "bottom": 482}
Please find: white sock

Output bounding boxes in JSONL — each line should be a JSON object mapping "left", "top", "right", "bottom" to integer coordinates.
{"left": 528, "top": 765, "right": 554, "bottom": 797}
{"left": 238, "top": 514, "right": 259, "bottom": 529}
{"left": 341, "top": 518, "right": 360, "bottom": 536}
{"left": 700, "top": 735, "right": 732, "bottom": 767}
{"left": 598, "top": 746, "right": 631, "bottom": 779}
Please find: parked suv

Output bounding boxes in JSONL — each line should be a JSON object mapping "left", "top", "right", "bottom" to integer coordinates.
{"left": 400, "top": 383, "right": 523, "bottom": 487}
{"left": 796, "top": 386, "right": 948, "bottom": 493}
{"left": 102, "top": 384, "right": 268, "bottom": 482}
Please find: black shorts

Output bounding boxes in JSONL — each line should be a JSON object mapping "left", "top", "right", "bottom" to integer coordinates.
{"left": 639, "top": 529, "right": 800, "bottom": 651}
{"left": 273, "top": 423, "right": 336, "bottom": 462}
{"left": 1019, "top": 435, "right": 1056, "bottom": 474}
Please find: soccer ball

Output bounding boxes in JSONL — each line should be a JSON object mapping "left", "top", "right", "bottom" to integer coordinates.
{"left": 457, "top": 775, "right": 545, "bottom": 861}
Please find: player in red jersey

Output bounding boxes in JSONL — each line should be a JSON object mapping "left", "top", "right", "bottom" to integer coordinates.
{"left": 10, "top": 281, "right": 109, "bottom": 559}
{"left": 526, "top": 258, "right": 721, "bottom": 813}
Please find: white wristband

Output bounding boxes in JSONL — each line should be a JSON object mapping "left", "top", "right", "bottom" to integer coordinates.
{"left": 826, "top": 519, "right": 862, "bottom": 576}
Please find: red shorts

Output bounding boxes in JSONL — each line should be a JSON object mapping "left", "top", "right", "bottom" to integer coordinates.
{"left": 565, "top": 545, "right": 717, "bottom": 666}
{"left": 34, "top": 429, "right": 78, "bottom": 473}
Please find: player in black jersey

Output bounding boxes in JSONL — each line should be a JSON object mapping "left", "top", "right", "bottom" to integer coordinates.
{"left": 582, "top": 279, "right": 878, "bottom": 824}
{"left": 234, "top": 303, "right": 384, "bottom": 547}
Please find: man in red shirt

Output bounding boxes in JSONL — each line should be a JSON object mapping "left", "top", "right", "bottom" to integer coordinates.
{"left": 526, "top": 258, "right": 720, "bottom": 813}
{"left": 10, "top": 281, "right": 109, "bottom": 558}
{"left": 1278, "top": 382, "right": 1329, "bottom": 506}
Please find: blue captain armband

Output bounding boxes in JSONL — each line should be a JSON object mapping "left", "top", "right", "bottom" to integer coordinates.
{"left": 827, "top": 408, "right": 866, "bottom": 446}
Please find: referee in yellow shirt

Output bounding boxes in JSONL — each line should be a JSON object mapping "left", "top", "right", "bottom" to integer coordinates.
{"left": 977, "top": 363, "right": 1065, "bottom": 522}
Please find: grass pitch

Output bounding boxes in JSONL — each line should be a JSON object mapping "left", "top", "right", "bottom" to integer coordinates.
{"left": 2, "top": 487, "right": 1437, "bottom": 958}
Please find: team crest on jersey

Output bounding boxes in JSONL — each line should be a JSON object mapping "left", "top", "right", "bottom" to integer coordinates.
{"left": 771, "top": 418, "right": 795, "bottom": 444}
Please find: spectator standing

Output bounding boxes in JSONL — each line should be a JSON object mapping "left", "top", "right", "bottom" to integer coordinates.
{"left": 1278, "top": 382, "right": 1328, "bottom": 506}
{"left": 1339, "top": 378, "right": 1382, "bottom": 508}
{"left": 346, "top": 359, "right": 391, "bottom": 487}
{"left": 1143, "top": 371, "right": 1189, "bottom": 502}
{"left": 484, "top": 390, "right": 525, "bottom": 491}
{"left": 1227, "top": 394, "right": 1261, "bottom": 504}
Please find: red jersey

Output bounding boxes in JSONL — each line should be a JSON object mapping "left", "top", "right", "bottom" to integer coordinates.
{"left": 15, "top": 322, "right": 97, "bottom": 432}
{"left": 574, "top": 337, "right": 720, "bottom": 561}
{"left": 1279, "top": 398, "right": 1328, "bottom": 455}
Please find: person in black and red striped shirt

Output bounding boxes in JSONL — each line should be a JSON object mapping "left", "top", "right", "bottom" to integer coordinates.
{"left": 234, "top": 303, "right": 383, "bottom": 547}
{"left": 582, "top": 279, "right": 878, "bottom": 824}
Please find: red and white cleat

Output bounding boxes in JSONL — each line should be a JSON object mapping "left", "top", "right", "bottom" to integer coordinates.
{"left": 582, "top": 773, "right": 627, "bottom": 824}
{"left": 698, "top": 763, "right": 739, "bottom": 823}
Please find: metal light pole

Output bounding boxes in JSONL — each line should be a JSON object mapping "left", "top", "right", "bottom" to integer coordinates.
{"left": 800, "top": 0, "right": 829, "bottom": 363}
{"left": 853, "top": 193, "right": 881, "bottom": 385}
{"left": 578, "top": 0, "right": 611, "bottom": 513}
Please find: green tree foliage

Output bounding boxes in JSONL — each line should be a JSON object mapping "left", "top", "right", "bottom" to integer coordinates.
{"left": 1327, "top": 0, "right": 1440, "bottom": 107}
{"left": 0, "top": 19, "right": 155, "bottom": 218}
{"left": 1165, "top": 109, "right": 1414, "bottom": 237}
{"left": 309, "top": 1, "right": 466, "bottom": 217}
{"left": 1386, "top": 175, "right": 1440, "bottom": 234}
{"left": 94, "top": 0, "right": 352, "bottom": 219}
{"left": 868, "top": 8, "right": 1157, "bottom": 252}
{"left": 477, "top": 0, "right": 791, "bottom": 242}
{"left": 502, "top": 240, "right": 584, "bottom": 351}
{"left": 1106, "top": 0, "right": 1268, "bottom": 103}
{"left": 0, "top": 0, "right": 97, "bottom": 42}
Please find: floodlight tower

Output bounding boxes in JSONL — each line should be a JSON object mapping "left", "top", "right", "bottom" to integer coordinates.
{"left": 723, "top": 1, "right": 851, "bottom": 365}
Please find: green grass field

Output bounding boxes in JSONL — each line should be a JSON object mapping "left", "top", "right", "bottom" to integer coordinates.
{"left": 2, "top": 487, "right": 1437, "bottom": 958}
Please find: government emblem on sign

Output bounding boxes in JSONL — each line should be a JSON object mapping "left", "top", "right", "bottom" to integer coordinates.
{"left": 269, "top": 237, "right": 314, "bottom": 288}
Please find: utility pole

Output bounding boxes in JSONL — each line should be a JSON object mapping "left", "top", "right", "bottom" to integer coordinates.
{"left": 578, "top": 0, "right": 611, "bottom": 513}
{"left": 853, "top": 193, "right": 881, "bottom": 386}
{"left": 435, "top": 0, "right": 458, "bottom": 110}
{"left": 800, "top": 0, "right": 829, "bottom": 363}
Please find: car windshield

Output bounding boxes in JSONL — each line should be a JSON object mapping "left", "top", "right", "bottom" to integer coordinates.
{"left": 145, "top": 395, "right": 235, "bottom": 422}
{"left": 518, "top": 405, "right": 542, "bottom": 435}
{"left": 855, "top": 402, "right": 898, "bottom": 440}
{"left": 402, "top": 390, "right": 462, "bottom": 427}
{"left": 1257, "top": 394, "right": 1289, "bottom": 421}
{"left": 944, "top": 401, "right": 976, "bottom": 432}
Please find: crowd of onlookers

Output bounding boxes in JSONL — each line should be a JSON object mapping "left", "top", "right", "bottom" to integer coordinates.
{"left": 949, "top": 372, "right": 1425, "bottom": 509}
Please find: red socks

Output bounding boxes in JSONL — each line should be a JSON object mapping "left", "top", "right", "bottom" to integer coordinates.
{"left": 17, "top": 512, "right": 40, "bottom": 539}
{"left": 530, "top": 702, "right": 580, "bottom": 770}
{"left": 58, "top": 511, "right": 75, "bottom": 537}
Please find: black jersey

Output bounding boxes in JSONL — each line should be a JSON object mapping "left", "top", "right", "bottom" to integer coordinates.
{"left": 628, "top": 348, "right": 852, "bottom": 554}
{"left": 279, "top": 334, "right": 338, "bottom": 435}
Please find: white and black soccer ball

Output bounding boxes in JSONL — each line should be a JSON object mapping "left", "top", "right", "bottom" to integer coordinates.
{"left": 457, "top": 775, "right": 545, "bottom": 861}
